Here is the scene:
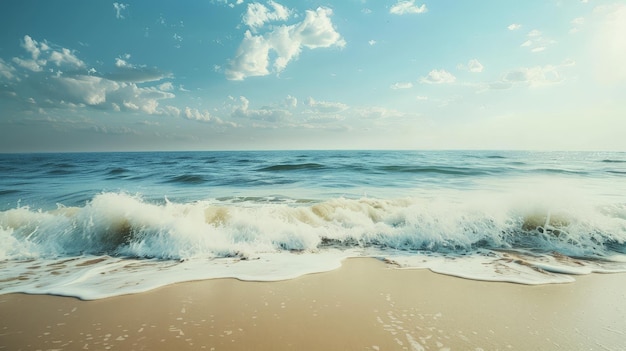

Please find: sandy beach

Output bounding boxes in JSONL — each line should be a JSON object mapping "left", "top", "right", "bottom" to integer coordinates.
{"left": 1, "top": 258, "right": 625, "bottom": 350}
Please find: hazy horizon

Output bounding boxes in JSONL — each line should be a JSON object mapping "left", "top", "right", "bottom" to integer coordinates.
{"left": 1, "top": 1, "right": 625, "bottom": 153}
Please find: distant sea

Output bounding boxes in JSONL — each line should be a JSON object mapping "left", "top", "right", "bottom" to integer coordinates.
{"left": 1, "top": 150, "right": 626, "bottom": 299}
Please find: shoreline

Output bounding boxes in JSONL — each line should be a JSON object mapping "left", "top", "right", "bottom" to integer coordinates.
{"left": 1, "top": 258, "right": 625, "bottom": 350}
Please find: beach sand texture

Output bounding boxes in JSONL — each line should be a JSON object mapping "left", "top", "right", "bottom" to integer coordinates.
{"left": 1, "top": 258, "right": 625, "bottom": 350}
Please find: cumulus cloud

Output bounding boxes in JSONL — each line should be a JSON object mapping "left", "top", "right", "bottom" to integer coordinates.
{"left": 49, "top": 48, "right": 85, "bottom": 68}
{"left": 520, "top": 29, "right": 555, "bottom": 53}
{"left": 107, "top": 55, "right": 171, "bottom": 83}
{"left": 390, "top": 0, "right": 427, "bottom": 15}
{"left": 158, "top": 82, "right": 174, "bottom": 91}
{"left": 390, "top": 82, "right": 413, "bottom": 89}
{"left": 458, "top": 59, "right": 484, "bottom": 73}
{"left": 305, "top": 97, "right": 349, "bottom": 114}
{"left": 507, "top": 23, "right": 521, "bottom": 31}
{"left": 0, "top": 58, "right": 18, "bottom": 81}
{"left": 113, "top": 3, "right": 129, "bottom": 19}
{"left": 229, "top": 96, "right": 292, "bottom": 123}
{"left": 226, "top": 31, "right": 272, "bottom": 80}
{"left": 420, "top": 69, "right": 456, "bottom": 84}
{"left": 355, "top": 106, "right": 405, "bottom": 119}
{"left": 184, "top": 107, "right": 213, "bottom": 122}
{"left": 4, "top": 35, "right": 180, "bottom": 118}
{"left": 22, "top": 35, "right": 41, "bottom": 60}
{"left": 484, "top": 61, "right": 576, "bottom": 91}
{"left": 12, "top": 57, "right": 44, "bottom": 72}
{"left": 467, "top": 59, "right": 484, "bottom": 73}
{"left": 12, "top": 35, "right": 85, "bottom": 72}
{"left": 569, "top": 17, "right": 585, "bottom": 34}
{"left": 226, "top": 6, "right": 345, "bottom": 80}
{"left": 285, "top": 94, "right": 297, "bottom": 108}
{"left": 243, "top": 1, "right": 290, "bottom": 30}
{"left": 502, "top": 66, "right": 561, "bottom": 87}
{"left": 45, "top": 75, "right": 177, "bottom": 115}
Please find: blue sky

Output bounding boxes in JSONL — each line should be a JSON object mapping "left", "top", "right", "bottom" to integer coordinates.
{"left": 0, "top": 0, "right": 624, "bottom": 152}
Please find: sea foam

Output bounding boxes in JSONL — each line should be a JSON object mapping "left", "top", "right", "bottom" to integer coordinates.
{"left": 1, "top": 190, "right": 626, "bottom": 299}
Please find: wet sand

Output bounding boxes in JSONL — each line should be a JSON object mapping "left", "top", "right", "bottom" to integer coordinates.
{"left": 1, "top": 258, "right": 625, "bottom": 350}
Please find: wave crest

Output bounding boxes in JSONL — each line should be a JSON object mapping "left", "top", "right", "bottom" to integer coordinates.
{"left": 1, "top": 192, "right": 625, "bottom": 261}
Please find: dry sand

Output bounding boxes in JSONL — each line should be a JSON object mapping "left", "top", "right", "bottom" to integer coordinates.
{"left": 1, "top": 258, "right": 625, "bottom": 350}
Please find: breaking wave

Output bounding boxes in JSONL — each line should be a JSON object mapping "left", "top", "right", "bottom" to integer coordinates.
{"left": 1, "top": 191, "right": 626, "bottom": 299}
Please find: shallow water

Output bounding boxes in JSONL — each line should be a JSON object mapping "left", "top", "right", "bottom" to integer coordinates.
{"left": 1, "top": 150, "right": 626, "bottom": 299}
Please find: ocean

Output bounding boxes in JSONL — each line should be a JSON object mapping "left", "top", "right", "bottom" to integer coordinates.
{"left": 1, "top": 150, "right": 626, "bottom": 299}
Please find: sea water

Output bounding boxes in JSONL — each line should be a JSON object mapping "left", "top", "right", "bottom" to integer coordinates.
{"left": 1, "top": 150, "right": 625, "bottom": 299}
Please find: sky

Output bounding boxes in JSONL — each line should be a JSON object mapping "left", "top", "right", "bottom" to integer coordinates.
{"left": 0, "top": 0, "right": 625, "bottom": 152}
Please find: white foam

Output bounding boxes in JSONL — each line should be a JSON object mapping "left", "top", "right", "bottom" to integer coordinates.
{"left": 1, "top": 191, "right": 626, "bottom": 298}
{"left": 0, "top": 250, "right": 352, "bottom": 300}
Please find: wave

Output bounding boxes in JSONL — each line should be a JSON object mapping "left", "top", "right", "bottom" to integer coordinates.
{"left": 0, "top": 189, "right": 21, "bottom": 196}
{"left": 378, "top": 165, "right": 488, "bottom": 176}
{"left": 2, "top": 192, "right": 625, "bottom": 261}
{"left": 164, "top": 174, "right": 207, "bottom": 184}
{"left": 257, "top": 163, "right": 326, "bottom": 172}
{"left": 1, "top": 192, "right": 626, "bottom": 299}
{"left": 107, "top": 167, "right": 129, "bottom": 176}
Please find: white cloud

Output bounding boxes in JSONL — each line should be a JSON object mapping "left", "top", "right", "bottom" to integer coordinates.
{"left": 458, "top": 59, "right": 483, "bottom": 73}
{"left": 285, "top": 94, "right": 297, "bottom": 108}
{"left": 390, "top": 82, "right": 413, "bottom": 89}
{"left": 390, "top": 0, "right": 427, "bottom": 15}
{"left": 107, "top": 56, "right": 171, "bottom": 83}
{"left": 520, "top": 29, "right": 555, "bottom": 53}
{"left": 499, "top": 65, "right": 565, "bottom": 88}
{"left": 231, "top": 96, "right": 291, "bottom": 122}
{"left": 305, "top": 97, "right": 349, "bottom": 114}
{"left": 420, "top": 69, "right": 456, "bottom": 84}
{"left": 53, "top": 75, "right": 118, "bottom": 105}
{"left": 22, "top": 35, "right": 41, "bottom": 60}
{"left": 12, "top": 35, "right": 85, "bottom": 72}
{"left": 12, "top": 57, "right": 44, "bottom": 72}
{"left": 49, "top": 48, "right": 85, "bottom": 68}
{"left": 184, "top": 107, "right": 213, "bottom": 122}
{"left": 467, "top": 59, "right": 483, "bottom": 73}
{"left": 569, "top": 17, "right": 585, "bottom": 34}
{"left": 13, "top": 35, "right": 47, "bottom": 72}
{"left": 486, "top": 59, "right": 575, "bottom": 90}
{"left": 115, "top": 57, "right": 132, "bottom": 68}
{"left": 0, "top": 58, "right": 17, "bottom": 80}
{"left": 17, "top": 69, "right": 178, "bottom": 117}
{"left": 227, "top": 7, "right": 345, "bottom": 80}
{"left": 113, "top": 3, "right": 129, "bottom": 19}
{"left": 226, "top": 31, "right": 271, "bottom": 80}
{"left": 296, "top": 7, "right": 346, "bottom": 49}
{"left": 355, "top": 106, "right": 405, "bottom": 119}
{"left": 158, "top": 82, "right": 174, "bottom": 91}
{"left": 507, "top": 23, "right": 521, "bottom": 31}
{"left": 163, "top": 105, "right": 180, "bottom": 117}
{"left": 243, "top": 1, "right": 290, "bottom": 29}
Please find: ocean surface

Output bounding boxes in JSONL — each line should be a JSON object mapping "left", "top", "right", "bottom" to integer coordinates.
{"left": 1, "top": 150, "right": 626, "bottom": 299}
